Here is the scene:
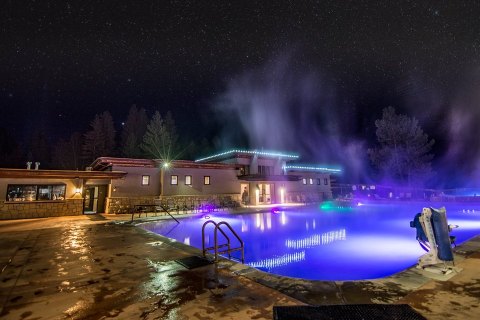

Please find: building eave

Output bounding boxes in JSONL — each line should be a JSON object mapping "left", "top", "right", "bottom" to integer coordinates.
{"left": 90, "top": 157, "right": 158, "bottom": 170}
{"left": 238, "top": 174, "right": 301, "bottom": 182}
{"left": 172, "top": 160, "right": 241, "bottom": 170}
{"left": 0, "top": 168, "right": 127, "bottom": 180}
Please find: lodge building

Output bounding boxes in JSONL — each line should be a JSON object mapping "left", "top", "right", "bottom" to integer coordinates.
{"left": 0, "top": 149, "right": 340, "bottom": 220}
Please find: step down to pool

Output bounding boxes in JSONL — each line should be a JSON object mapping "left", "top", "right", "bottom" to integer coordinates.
{"left": 202, "top": 220, "right": 245, "bottom": 263}
{"left": 174, "top": 255, "right": 214, "bottom": 269}
{"left": 273, "top": 304, "right": 426, "bottom": 320}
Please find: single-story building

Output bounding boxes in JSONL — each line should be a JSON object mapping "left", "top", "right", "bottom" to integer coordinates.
{"left": 0, "top": 168, "right": 126, "bottom": 220}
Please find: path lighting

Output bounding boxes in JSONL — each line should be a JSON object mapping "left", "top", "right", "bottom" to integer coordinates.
{"left": 163, "top": 162, "right": 170, "bottom": 169}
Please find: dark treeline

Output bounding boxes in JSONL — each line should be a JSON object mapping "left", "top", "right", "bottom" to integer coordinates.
{"left": 1, "top": 105, "right": 435, "bottom": 188}
{"left": 0, "top": 105, "right": 216, "bottom": 170}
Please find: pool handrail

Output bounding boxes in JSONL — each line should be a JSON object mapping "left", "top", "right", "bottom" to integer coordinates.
{"left": 202, "top": 220, "right": 245, "bottom": 264}
{"left": 202, "top": 220, "right": 230, "bottom": 257}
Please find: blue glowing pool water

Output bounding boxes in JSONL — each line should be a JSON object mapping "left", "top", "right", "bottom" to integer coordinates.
{"left": 140, "top": 202, "right": 480, "bottom": 281}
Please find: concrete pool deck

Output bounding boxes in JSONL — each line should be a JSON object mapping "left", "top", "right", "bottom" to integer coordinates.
{"left": 1, "top": 213, "right": 479, "bottom": 319}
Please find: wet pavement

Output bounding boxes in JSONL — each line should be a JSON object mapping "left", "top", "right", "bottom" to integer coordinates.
{"left": 1, "top": 213, "right": 480, "bottom": 319}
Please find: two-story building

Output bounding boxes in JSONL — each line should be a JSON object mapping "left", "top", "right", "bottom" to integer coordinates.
{"left": 93, "top": 149, "right": 340, "bottom": 213}
{"left": 1, "top": 149, "right": 341, "bottom": 219}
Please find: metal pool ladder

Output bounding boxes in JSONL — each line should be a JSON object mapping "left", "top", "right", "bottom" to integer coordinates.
{"left": 202, "top": 220, "right": 244, "bottom": 263}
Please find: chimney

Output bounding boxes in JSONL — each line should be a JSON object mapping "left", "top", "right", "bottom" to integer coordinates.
{"left": 35, "top": 162, "right": 40, "bottom": 170}
{"left": 26, "top": 162, "right": 32, "bottom": 170}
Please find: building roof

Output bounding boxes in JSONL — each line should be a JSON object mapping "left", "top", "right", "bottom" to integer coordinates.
{"left": 195, "top": 149, "right": 299, "bottom": 163}
{"left": 91, "top": 157, "right": 240, "bottom": 171}
{"left": 283, "top": 165, "right": 342, "bottom": 174}
{"left": 91, "top": 157, "right": 158, "bottom": 170}
{"left": 0, "top": 168, "right": 127, "bottom": 180}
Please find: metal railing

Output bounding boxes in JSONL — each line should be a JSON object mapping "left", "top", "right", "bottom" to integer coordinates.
{"left": 130, "top": 204, "right": 179, "bottom": 223}
{"left": 202, "top": 220, "right": 244, "bottom": 263}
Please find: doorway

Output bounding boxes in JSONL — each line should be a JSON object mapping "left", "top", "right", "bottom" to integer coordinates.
{"left": 257, "top": 183, "right": 274, "bottom": 204}
{"left": 83, "top": 185, "right": 107, "bottom": 214}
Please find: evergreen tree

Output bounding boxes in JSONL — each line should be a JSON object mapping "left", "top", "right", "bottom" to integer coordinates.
{"left": 141, "top": 111, "right": 178, "bottom": 160}
{"left": 120, "top": 105, "right": 148, "bottom": 158}
{"left": 368, "top": 106, "right": 435, "bottom": 186}
{"left": 0, "top": 127, "right": 23, "bottom": 168}
{"left": 28, "top": 128, "right": 51, "bottom": 168}
{"left": 52, "top": 132, "right": 83, "bottom": 169}
{"left": 82, "top": 111, "right": 116, "bottom": 164}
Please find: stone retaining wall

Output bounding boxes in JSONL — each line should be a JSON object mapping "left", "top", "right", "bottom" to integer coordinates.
{"left": 106, "top": 194, "right": 242, "bottom": 214}
{"left": 106, "top": 196, "right": 157, "bottom": 214}
{"left": 0, "top": 198, "right": 84, "bottom": 220}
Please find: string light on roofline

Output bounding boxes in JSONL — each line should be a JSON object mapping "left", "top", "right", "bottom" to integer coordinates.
{"left": 195, "top": 149, "right": 299, "bottom": 162}
{"left": 283, "top": 165, "right": 342, "bottom": 173}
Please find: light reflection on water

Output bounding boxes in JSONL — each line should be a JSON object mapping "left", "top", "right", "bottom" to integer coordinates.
{"left": 141, "top": 202, "right": 480, "bottom": 281}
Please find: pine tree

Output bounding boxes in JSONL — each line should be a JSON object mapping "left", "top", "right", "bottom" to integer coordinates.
{"left": 368, "top": 106, "right": 435, "bottom": 186}
{"left": 82, "top": 111, "right": 116, "bottom": 164}
{"left": 120, "top": 105, "right": 148, "bottom": 158}
{"left": 28, "top": 128, "right": 51, "bottom": 168}
{"left": 52, "top": 132, "right": 83, "bottom": 169}
{"left": 141, "top": 111, "right": 178, "bottom": 160}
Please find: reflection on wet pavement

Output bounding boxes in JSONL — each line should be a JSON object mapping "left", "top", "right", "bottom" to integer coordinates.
{"left": 2, "top": 215, "right": 480, "bottom": 319}
{"left": 0, "top": 217, "right": 298, "bottom": 319}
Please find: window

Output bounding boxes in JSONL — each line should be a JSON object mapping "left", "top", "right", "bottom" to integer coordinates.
{"left": 6, "top": 184, "right": 66, "bottom": 202}
{"left": 258, "top": 165, "right": 272, "bottom": 175}
{"left": 239, "top": 166, "right": 250, "bottom": 176}
{"left": 324, "top": 178, "right": 328, "bottom": 185}
{"left": 185, "top": 175, "right": 192, "bottom": 185}
{"left": 317, "top": 178, "right": 321, "bottom": 185}
{"left": 309, "top": 178, "right": 313, "bottom": 185}
{"left": 302, "top": 178, "right": 307, "bottom": 185}
{"left": 171, "top": 175, "right": 178, "bottom": 185}
{"left": 142, "top": 175, "right": 150, "bottom": 185}
{"left": 204, "top": 176, "right": 210, "bottom": 185}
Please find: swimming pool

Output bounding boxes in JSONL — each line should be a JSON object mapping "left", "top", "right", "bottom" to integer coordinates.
{"left": 140, "top": 202, "right": 480, "bottom": 281}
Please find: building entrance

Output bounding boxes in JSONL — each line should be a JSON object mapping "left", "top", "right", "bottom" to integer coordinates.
{"left": 257, "top": 183, "right": 274, "bottom": 204}
{"left": 83, "top": 185, "right": 107, "bottom": 214}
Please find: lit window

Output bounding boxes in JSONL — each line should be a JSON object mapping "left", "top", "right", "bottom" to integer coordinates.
{"left": 302, "top": 178, "right": 307, "bottom": 185}
{"left": 324, "top": 178, "right": 328, "bottom": 185}
{"left": 6, "top": 184, "right": 66, "bottom": 202}
{"left": 142, "top": 175, "right": 150, "bottom": 185}
{"left": 185, "top": 175, "right": 192, "bottom": 185}
{"left": 204, "top": 176, "right": 210, "bottom": 185}
{"left": 309, "top": 178, "right": 313, "bottom": 185}
{"left": 171, "top": 175, "right": 178, "bottom": 185}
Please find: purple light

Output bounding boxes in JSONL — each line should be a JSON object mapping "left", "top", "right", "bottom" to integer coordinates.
{"left": 141, "top": 202, "right": 480, "bottom": 281}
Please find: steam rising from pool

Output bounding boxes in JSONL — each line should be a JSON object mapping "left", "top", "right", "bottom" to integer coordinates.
{"left": 212, "top": 52, "right": 480, "bottom": 187}
{"left": 212, "top": 52, "right": 370, "bottom": 181}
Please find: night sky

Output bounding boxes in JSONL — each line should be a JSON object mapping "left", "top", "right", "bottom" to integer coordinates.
{"left": 2, "top": 1, "right": 480, "bottom": 186}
